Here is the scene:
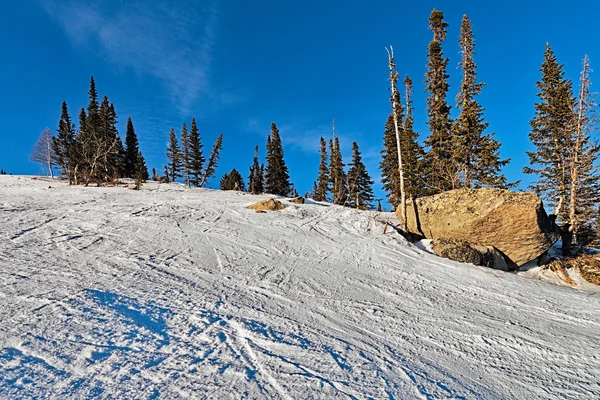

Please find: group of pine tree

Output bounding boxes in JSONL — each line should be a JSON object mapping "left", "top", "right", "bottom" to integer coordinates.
{"left": 38, "top": 9, "right": 600, "bottom": 248}
{"left": 379, "top": 9, "right": 600, "bottom": 248}
{"left": 50, "top": 77, "right": 148, "bottom": 186}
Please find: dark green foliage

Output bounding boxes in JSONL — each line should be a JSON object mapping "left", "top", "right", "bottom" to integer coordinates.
{"left": 152, "top": 167, "right": 157, "bottom": 181}
{"left": 52, "top": 101, "right": 76, "bottom": 183}
{"left": 201, "top": 133, "right": 223, "bottom": 187}
{"left": 220, "top": 168, "right": 245, "bottom": 191}
{"left": 524, "top": 44, "right": 576, "bottom": 221}
{"left": 347, "top": 142, "right": 374, "bottom": 209}
{"left": 125, "top": 116, "right": 141, "bottom": 178}
{"left": 265, "top": 123, "right": 291, "bottom": 196}
{"left": 330, "top": 137, "right": 347, "bottom": 205}
{"left": 166, "top": 128, "right": 182, "bottom": 182}
{"left": 181, "top": 122, "right": 191, "bottom": 186}
{"left": 189, "top": 117, "right": 204, "bottom": 187}
{"left": 454, "top": 15, "right": 510, "bottom": 189}
{"left": 163, "top": 165, "right": 170, "bottom": 183}
{"left": 402, "top": 76, "right": 427, "bottom": 198}
{"left": 314, "top": 137, "right": 330, "bottom": 202}
{"left": 423, "top": 9, "right": 456, "bottom": 193}
{"left": 248, "top": 145, "right": 264, "bottom": 194}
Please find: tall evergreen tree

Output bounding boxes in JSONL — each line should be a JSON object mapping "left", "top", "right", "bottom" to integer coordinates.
{"left": 330, "top": 137, "right": 347, "bottom": 205}
{"left": 52, "top": 101, "right": 76, "bottom": 183}
{"left": 201, "top": 133, "right": 224, "bottom": 187}
{"left": 524, "top": 44, "right": 576, "bottom": 221}
{"left": 454, "top": 15, "right": 509, "bottom": 189}
{"left": 314, "top": 137, "right": 330, "bottom": 201}
{"left": 568, "top": 55, "right": 600, "bottom": 245}
{"left": 265, "top": 123, "right": 292, "bottom": 196}
{"left": 402, "top": 76, "right": 427, "bottom": 198}
{"left": 423, "top": 9, "right": 456, "bottom": 193}
{"left": 181, "top": 122, "right": 191, "bottom": 187}
{"left": 380, "top": 114, "right": 402, "bottom": 208}
{"left": 188, "top": 117, "right": 204, "bottom": 187}
{"left": 347, "top": 142, "right": 374, "bottom": 209}
{"left": 166, "top": 128, "right": 182, "bottom": 182}
{"left": 248, "top": 145, "right": 264, "bottom": 194}
{"left": 124, "top": 116, "right": 141, "bottom": 178}
{"left": 109, "top": 103, "right": 126, "bottom": 178}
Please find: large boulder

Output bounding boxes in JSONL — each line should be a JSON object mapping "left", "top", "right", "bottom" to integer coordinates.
{"left": 400, "top": 188, "right": 559, "bottom": 266}
{"left": 248, "top": 198, "right": 285, "bottom": 212}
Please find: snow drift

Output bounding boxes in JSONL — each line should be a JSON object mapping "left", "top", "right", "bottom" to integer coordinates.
{"left": 0, "top": 176, "right": 599, "bottom": 399}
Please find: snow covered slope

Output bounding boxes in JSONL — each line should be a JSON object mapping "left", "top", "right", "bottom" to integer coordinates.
{"left": 1, "top": 176, "right": 599, "bottom": 399}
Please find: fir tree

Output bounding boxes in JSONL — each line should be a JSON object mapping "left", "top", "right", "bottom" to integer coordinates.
{"left": 454, "top": 15, "right": 509, "bottom": 189}
{"left": 181, "top": 122, "right": 191, "bottom": 187}
{"left": 163, "top": 166, "right": 170, "bottom": 183}
{"left": 248, "top": 145, "right": 264, "bottom": 194}
{"left": 330, "top": 137, "right": 347, "bottom": 205}
{"left": 136, "top": 151, "right": 149, "bottom": 181}
{"left": 402, "top": 76, "right": 427, "bottom": 198}
{"left": 201, "top": 133, "right": 224, "bottom": 187}
{"left": 220, "top": 168, "right": 245, "bottom": 191}
{"left": 166, "top": 128, "right": 182, "bottom": 182}
{"left": 314, "top": 137, "right": 330, "bottom": 201}
{"left": 188, "top": 117, "right": 204, "bottom": 187}
{"left": 52, "top": 101, "right": 76, "bottom": 183}
{"left": 125, "top": 116, "right": 141, "bottom": 178}
{"left": 265, "top": 123, "right": 291, "bottom": 196}
{"left": 347, "top": 142, "right": 374, "bottom": 209}
{"left": 380, "top": 114, "right": 402, "bottom": 208}
{"left": 423, "top": 9, "right": 456, "bottom": 192}
{"left": 524, "top": 44, "right": 576, "bottom": 221}
{"left": 152, "top": 167, "right": 157, "bottom": 181}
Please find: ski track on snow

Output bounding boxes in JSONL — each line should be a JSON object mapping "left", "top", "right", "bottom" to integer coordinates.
{"left": 0, "top": 176, "right": 599, "bottom": 399}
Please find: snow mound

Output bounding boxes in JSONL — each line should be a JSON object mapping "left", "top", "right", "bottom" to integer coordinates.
{"left": 1, "top": 176, "right": 599, "bottom": 399}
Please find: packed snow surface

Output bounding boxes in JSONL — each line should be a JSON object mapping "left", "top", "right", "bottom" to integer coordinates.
{"left": 1, "top": 176, "right": 599, "bottom": 399}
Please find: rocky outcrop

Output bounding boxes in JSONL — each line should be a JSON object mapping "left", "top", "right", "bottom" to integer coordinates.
{"left": 289, "top": 197, "right": 305, "bottom": 204}
{"left": 248, "top": 199, "right": 285, "bottom": 212}
{"left": 431, "top": 239, "right": 486, "bottom": 266}
{"left": 400, "top": 188, "right": 559, "bottom": 266}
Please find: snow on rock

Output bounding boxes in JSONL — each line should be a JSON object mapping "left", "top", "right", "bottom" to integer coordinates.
{"left": 0, "top": 175, "right": 599, "bottom": 399}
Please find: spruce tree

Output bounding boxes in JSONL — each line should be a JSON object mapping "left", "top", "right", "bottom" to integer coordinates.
{"left": 220, "top": 168, "right": 245, "bottom": 191}
{"left": 423, "top": 9, "right": 456, "bottom": 192}
{"left": 454, "top": 15, "right": 509, "bottom": 189}
{"left": 163, "top": 166, "right": 170, "bottom": 183}
{"left": 524, "top": 44, "right": 576, "bottom": 221}
{"left": 201, "top": 133, "right": 224, "bottom": 187}
{"left": 166, "top": 128, "right": 182, "bottom": 182}
{"left": 314, "top": 137, "right": 330, "bottom": 201}
{"left": 125, "top": 116, "right": 141, "bottom": 178}
{"left": 381, "top": 114, "right": 402, "bottom": 208}
{"left": 52, "top": 101, "right": 76, "bottom": 183}
{"left": 181, "top": 122, "right": 191, "bottom": 187}
{"left": 109, "top": 103, "right": 126, "bottom": 178}
{"left": 402, "top": 76, "right": 427, "bottom": 198}
{"left": 347, "top": 142, "right": 374, "bottom": 209}
{"left": 248, "top": 145, "right": 264, "bottom": 194}
{"left": 265, "top": 123, "right": 292, "bottom": 196}
{"left": 330, "top": 137, "right": 347, "bottom": 205}
{"left": 188, "top": 117, "right": 204, "bottom": 187}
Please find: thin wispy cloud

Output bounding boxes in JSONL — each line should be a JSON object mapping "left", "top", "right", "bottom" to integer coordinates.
{"left": 39, "top": 0, "right": 218, "bottom": 113}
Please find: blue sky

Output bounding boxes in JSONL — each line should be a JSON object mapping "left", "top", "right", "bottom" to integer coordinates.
{"left": 1, "top": 0, "right": 599, "bottom": 205}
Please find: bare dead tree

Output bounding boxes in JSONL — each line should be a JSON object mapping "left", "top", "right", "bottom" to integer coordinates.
{"left": 31, "top": 128, "right": 54, "bottom": 178}
{"left": 386, "top": 46, "right": 407, "bottom": 230}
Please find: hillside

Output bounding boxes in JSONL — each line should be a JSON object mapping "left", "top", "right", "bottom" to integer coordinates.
{"left": 1, "top": 176, "right": 599, "bottom": 399}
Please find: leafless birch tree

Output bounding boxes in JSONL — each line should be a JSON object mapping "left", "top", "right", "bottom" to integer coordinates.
{"left": 31, "top": 128, "right": 54, "bottom": 178}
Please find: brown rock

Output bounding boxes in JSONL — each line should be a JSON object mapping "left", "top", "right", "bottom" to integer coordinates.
{"left": 432, "top": 239, "right": 486, "bottom": 266}
{"left": 289, "top": 196, "right": 305, "bottom": 204}
{"left": 248, "top": 198, "right": 285, "bottom": 212}
{"left": 401, "top": 188, "right": 559, "bottom": 266}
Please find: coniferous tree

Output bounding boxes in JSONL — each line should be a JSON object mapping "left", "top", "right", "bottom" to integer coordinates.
{"left": 265, "top": 123, "right": 291, "bottom": 196}
{"left": 381, "top": 114, "right": 402, "bottom": 208}
{"left": 201, "top": 133, "right": 224, "bottom": 187}
{"left": 166, "top": 128, "right": 182, "bottom": 182}
{"left": 524, "top": 44, "right": 576, "bottom": 221}
{"left": 347, "top": 142, "right": 374, "bottom": 209}
{"left": 402, "top": 76, "right": 427, "bottom": 198}
{"left": 220, "top": 168, "right": 245, "bottom": 191}
{"left": 568, "top": 55, "right": 600, "bottom": 245}
{"left": 248, "top": 145, "right": 264, "bottom": 194}
{"left": 188, "top": 117, "right": 204, "bottom": 187}
{"left": 52, "top": 101, "right": 76, "bottom": 183}
{"left": 109, "top": 103, "right": 126, "bottom": 178}
{"left": 163, "top": 166, "right": 170, "bottom": 183}
{"left": 330, "top": 137, "right": 347, "bottom": 205}
{"left": 423, "top": 9, "right": 456, "bottom": 193}
{"left": 152, "top": 167, "right": 157, "bottom": 181}
{"left": 181, "top": 122, "right": 191, "bottom": 187}
{"left": 125, "top": 116, "right": 141, "bottom": 178}
{"left": 454, "top": 15, "right": 509, "bottom": 189}
{"left": 314, "top": 137, "right": 330, "bottom": 201}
